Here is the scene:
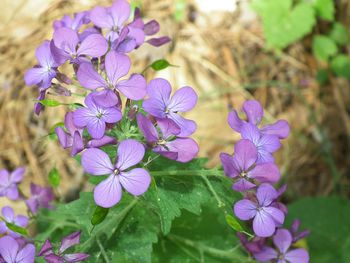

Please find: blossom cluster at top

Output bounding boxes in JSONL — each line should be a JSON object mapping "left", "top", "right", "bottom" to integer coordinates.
{"left": 220, "top": 100, "right": 310, "bottom": 262}
{"left": 25, "top": 0, "right": 199, "bottom": 210}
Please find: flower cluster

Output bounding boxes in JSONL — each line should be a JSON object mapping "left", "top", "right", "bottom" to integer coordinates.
{"left": 0, "top": 167, "right": 55, "bottom": 262}
{"left": 221, "top": 100, "right": 310, "bottom": 262}
{"left": 25, "top": 0, "right": 199, "bottom": 210}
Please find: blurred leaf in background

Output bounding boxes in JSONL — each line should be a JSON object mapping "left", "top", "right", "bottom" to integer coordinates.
{"left": 313, "top": 0, "right": 335, "bottom": 21}
{"left": 312, "top": 35, "right": 338, "bottom": 62}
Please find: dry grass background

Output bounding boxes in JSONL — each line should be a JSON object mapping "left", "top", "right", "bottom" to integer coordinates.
{"left": 0, "top": 0, "right": 349, "bottom": 212}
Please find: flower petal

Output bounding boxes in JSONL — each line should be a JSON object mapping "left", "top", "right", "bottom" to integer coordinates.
{"left": 2, "top": 206, "right": 14, "bottom": 221}
{"left": 71, "top": 131, "right": 84, "bottom": 156}
{"left": 144, "top": 20, "right": 160, "bottom": 35}
{"left": 233, "top": 139, "right": 258, "bottom": 171}
{"left": 166, "top": 138, "right": 199, "bottom": 163}
{"left": 248, "top": 163, "right": 280, "bottom": 184}
{"left": 87, "top": 136, "right": 117, "bottom": 148}
{"left": 117, "top": 74, "right": 147, "bottom": 100}
{"left": 105, "top": 51, "right": 130, "bottom": 86}
{"left": 91, "top": 89, "right": 120, "bottom": 108}
{"left": 38, "top": 239, "right": 53, "bottom": 256}
{"left": 94, "top": 175, "right": 122, "bottom": 208}
{"left": 102, "top": 107, "right": 122, "bottom": 124}
{"left": 73, "top": 108, "right": 92, "bottom": 128}
{"left": 220, "top": 153, "right": 240, "bottom": 178}
{"left": 119, "top": 168, "right": 151, "bottom": 196}
{"left": 90, "top": 6, "right": 113, "bottom": 28}
{"left": 254, "top": 247, "right": 278, "bottom": 262}
{"left": 241, "top": 123, "right": 261, "bottom": 145}
{"left": 16, "top": 243, "right": 36, "bottom": 263}
{"left": 227, "top": 110, "right": 245, "bottom": 133}
{"left": 77, "top": 34, "right": 108, "bottom": 57}
{"left": 14, "top": 215, "right": 29, "bottom": 228}
{"left": 168, "top": 112, "right": 197, "bottom": 137}
{"left": 232, "top": 178, "right": 256, "bottom": 192}
{"left": 10, "top": 167, "right": 25, "bottom": 183}
{"left": 116, "top": 139, "right": 145, "bottom": 170}
{"left": 36, "top": 40, "right": 56, "bottom": 68}
{"left": 0, "top": 170, "right": 9, "bottom": 187}
{"left": 146, "top": 36, "right": 171, "bottom": 47}
{"left": 143, "top": 78, "right": 171, "bottom": 116}
{"left": 24, "top": 67, "right": 49, "bottom": 86}
{"left": 256, "top": 183, "right": 278, "bottom": 207}
{"left": 264, "top": 207, "right": 285, "bottom": 226}
{"left": 77, "top": 63, "right": 107, "bottom": 90}
{"left": 87, "top": 118, "right": 106, "bottom": 139}
{"left": 81, "top": 148, "right": 114, "bottom": 175}
{"left": 53, "top": 27, "right": 79, "bottom": 55}
{"left": 285, "top": 248, "right": 309, "bottom": 263}
{"left": 258, "top": 134, "right": 281, "bottom": 153}
{"left": 253, "top": 210, "right": 276, "bottom": 237}
{"left": 63, "top": 253, "right": 90, "bottom": 263}
{"left": 261, "top": 120, "right": 290, "bottom": 139}
{"left": 59, "top": 231, "right": 81, "bottom": 254}
{"left": 0, "top": 236, "right": 18, "bottom": 262}
{"left": 168, "top": 86, "right": 198, "bottom": 112}
{"left": 136, "top": 114, "right": 159, "bottom": 143}
{"left": 234, "top": 199, "right": 257, "bottom": 220}
{"left": 110, "top": 0, "right": 131, "bottom": 28}
{"left": 156, "top": 118, "right": 180, "bottom": 139}
{"left": 6, "top": 185, "right": 19, "bottom": 200}
{"left": 243, "top": 100, "right": 263, "bottom": 125}
{"left": 273, "top": 229, "right": 292, "bottom": 254}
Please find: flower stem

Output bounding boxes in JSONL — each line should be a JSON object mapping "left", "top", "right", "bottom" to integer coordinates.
{"left": 150, "top": 169, "right": 225, "bottom": 177}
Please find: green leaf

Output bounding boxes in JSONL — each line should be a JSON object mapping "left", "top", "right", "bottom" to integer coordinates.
{"left": 287, "top": 197, "right": 350, "bottom": 263}
{"left": 151, "top": 59, "right": 171, "bottom": 71}
{"left": 225, "top": 214, "right": 244, "bottom": 232}
{"left": 6, "top": 222, "right": 28, "bottom": 236}
{"left": 313, "top": 0, "right": 335, "bottom": 21}
{"left": 174, "top": 0, "right": 186, "bottom": 22}
{"left": 38, "top": 99, "right": 62, "bottom": 107}
{"left": 312, "top": 35, "right": 338, "bottom": 62}
{"left": 91, "top": 206, "right": 109, "bottom": 226}
{"left": 251, "top": 0, "right": 316, "bottom": 49}
{"left": 48, "top": 167, "right": 60, "bottom": 188}
{"left": 329, "top": 22, "right": 350, "bottom": 46}
{"left": 330, "top": 55, "right": 350, "bottom": 79}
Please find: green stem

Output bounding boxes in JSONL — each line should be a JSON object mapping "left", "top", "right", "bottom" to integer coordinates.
{"left": 96, "top": 237, "right": 110, "bottom": 263}
{"left": 200, "top": 174, "right": 225, "bottom": 207}
{"left": 150, "top": 169, "right": 225, "bottom": 177}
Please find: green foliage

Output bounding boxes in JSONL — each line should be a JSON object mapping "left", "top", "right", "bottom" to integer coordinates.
{"left": 330, "top": 55, "right": 350, "bottom": 79}
{"left": 329, "top": 22, "right": 350, "bottom": 46}
{"left": 316, "top": 69, "right": 329, "bottom": 85}
{"left": 151, "top": 59, "right": 171, "bottom": 71}
{"left": 91, "top": 206, "right": 109, "bottom": 226}
{"left": 48, "top": 167, "right": 60, "bottom": 188}
{"left": 312, "top": 35, "right": 338, "bottom": 62}
{"left": 38, "top": 99, "right": 62, "bottom": 107}
{"left": 251, "top": 0, "right": 316, "bottom": 49}
{"left": 6, "top": 222, "right": 28, "bottom": 236}
{"left": 287, "top": 197, "right": 350, "bottom": 263}
{"left": 313, "top": 0, "right": 335, "bottom": 21}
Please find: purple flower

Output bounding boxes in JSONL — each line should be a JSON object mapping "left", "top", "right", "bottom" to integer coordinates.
{"left": 220, "top": 139, "right": 280, "bottom": 191}
{"left": 143, "top": 78, "right": 198, "bottom": 137}
{"left": 0, "top": 236, "right": 35, "bottom": 263}
{"left": 228, "top": 100, "right": 290, "bottom": 139}
{"left": 77, "top": 50, "right": 147, "bottom": 106}
{"left": 0, "top": 206, "right": 28, "bottom": 238}
{"left": 25, "top": 183, "right": 54, "bottom": 215}
{"left": 53, "top": 12, "right": 89, "bottom": 32}
{"left": 73, "top": 93, "right": 122, "bottom": 139}
{"left": 254, "top": 229, "right": 309, "bottom": 263}
{"left": 82, "top": 139, "right": 151, "bottom": 208}
{"left": 24, "top": 40, "right": 57, "bottom": 89}
{"left": 52, "top": 27, "right": 108, "bottom": 64}
{"left": 136, "top": 114, "right": 199, "bottom": 162}
{"left": 234, "top": 184, "right": 285, "bottom": 237}
{"left": 290, "top": 219, "right": 310, "bottom": 243}
{"left": 38, "top": 231, "right": 89, "bottom": 263}
{"left": 237, "top": 233, "right": 266, "bottom": 254}
{"left": 0, "top": 167, "right": 25, "bottom": 200}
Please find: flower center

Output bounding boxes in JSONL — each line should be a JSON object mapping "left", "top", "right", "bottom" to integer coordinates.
{"left": 165, "top": 108, "right": 170, "bottom": 114}
{"left": 157, "top": 139, "right": 167, "bottom": 146}
{"left": 113, "top": 168, "right": 120, "bottom": 175}
{"left": 96, "top": 112, "right": 104, "bottom": 119}
{"left": 240, "top": 171, "right": 248, "bottom": 178}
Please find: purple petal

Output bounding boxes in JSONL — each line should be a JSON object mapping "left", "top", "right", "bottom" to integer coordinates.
{"left": 24, "top": 67, "right": 50, "bottom": 86}
{"left": 273, "top": 229, "right": 292, "bottom": 254}
{"left": 14, "top": 215, "right": 29, "bottom": 228}
{"left": 55, "top": 127, "right": 72, "bottom": 148}
{"left": 0, "top": 222, "right": 6, "bottom": 234}
{"left": 256, "top": 183, "right": 278, "bottom": 207}
{"left": 0, "top": 236, "right": 18, "bottom": 262}
{"left": 264, "top": 207, "right": 285, "bottom": 226}
{"left": 253, "top": 210, "right": 276, "bottom": 237}
{"left": 90, "top": 6, "right": 113, "bottom": 28}
{"left": 64, "top": 112, "right": 79, "bottom": 136}
{"left": 44, "top": 254, "right": 65, "bottom": 263}
{"left": 248, "top": 163, "right": 280, "bottom": 183}
{"left": 94, "top": 175, "right": 122, "bottom": 208}
{"left": 63, "top": 253, "right": 90, "bottom": 263}
{"left": 50, "top": 40, "right": 70, "bottom": 65}
{"left": 285, "top": 249, "right": 309, "bottom": 263}
{"left": 232, "top": 178, "right": 256, "bottom": 192}
{"left": 73, "top": 108, "right": 91, "bottom": 128}
{"left": 77, "top": 34, "right": 108, "bottom": 57}
{"left": 166, "top": 138, "right": 199, "bottom": 163}
{"left": 16, "top": 243, "right": 36, "bottom": 263}
{"left": 261, "top": 120, "right": 290, "bottom": 139}
{"left": 10, "top": 167, "right": 25, "bottom": 183}
{"left": 168, "top": 87, "right": 198, "bottom": 112}
{"left": 102, "top": 107, "right": 122, "bottom": 124}
{"left": 143, "top": 78, "right": 171, "bottom": 117}
{"left": 6, "top": 185, "right": 19, "bottom": 200}
{"left": 153, "top": 148, "right": 178, "bottom": 160}
{"left": 156, "top": 118, "right": 180, "bottom": 139}
{"left": 233, "top": 139, "right": 258, "bottom": 171}
{"left": 116, "top": 139, "right": 145, "bottom": 170}
{"left": 168, "top": 112, "right": 197, "bottom": 137}
{"left": 105, "top": 51, "right": 130, "bottom": 86}
{"left": 147, "top": 36, "right": 171, "bottom": 47}
{"left": 53, "top": 27, "right": 79, "bottom": 55}
{"left": 59, "top": 231, "right": 81, "bottom": 254}
{"left": 110, "top": 0, "right": 131, "bottom": 28}
{"left": 71, "top": 131, "right": 84, "bottom": 156}
{"left": 144, "top": 20, "right": 160, "bottom": 35}
{"left": 136, "top": 114, "right": 159, "bottom": 143}
{"left": 87, "top": 119, "right": 106, "bottom": 139}
{"left": 2, "top": 206, "right": 14, "bottom": 221}
{"left": 36, "top": 40, "right": 57, "bottom": 68}
{"left": 91, "top": 90, "right": 120, "bottom": 108}
{"left": 119, "top": 168, "right": 151, "bottom": 195}
{"left": 234, "top": 199, "right": 257, "bottom": 220}
{"left": 117, "top": 74, "right": 147, "bottom": 100}
{"left": 254, "top": 247, "right": 278, "bottom": 262}
{"left": 116, "top": 27, "right": 145, "bottom": 53}
{"left": 227, "top": 110, "right": 245, "bottom": 133}
{"left": 77, "top": 63, "right": 107, "bottom": 90}
{"left": 243, "top": 100, "right": 263, "bottom": 125}
{"left": 220, "top": 153, "right": 240, "bottom": 178}
{"left": 38, "top": 239, "right": 53, "bottom": 256}
{"left": 258, "top": 134, "right": 281, "bottom": 153}
{"left": 241, "top": 123, "right": 261, "bottom": 145}
{"left": 87, "top": 136, "right": 117, "bottom": 148}
{"left": 0, "top": 170, "right": 9, "bottom": 186}
{"left": 81, "top": 148, "right": 114, "bottom": 175}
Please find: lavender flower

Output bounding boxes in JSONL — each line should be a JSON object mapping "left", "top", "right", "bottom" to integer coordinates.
{"left": 0, "top": 236, "right": 35, "bottom": 263}
{"left": 0, "top": 206, "right": 28, "bottom": 238}
{"left": 234, "top": 184, "right": 285, "bottom": 237}
{"left": 82, "top": 139, "right": 151, "bottom": 208}
{"left": 254, "top": 229, "right": 309, "bottom": 263}
{"left": 38, "top": 231, "right": 89, "bottom": 263}
{"left": 237, "top": 233, "right": 266, "bottom": 254}
{"left": 136, "top": 114, "right": 199, "bottom": 162}
{"left": 24, "top": 41, "right": 57, "bottom": 89}
{"left": 0, "top": 167, "right": 25, "bottom": 200}
{"left": 290, "top": 219, "right": 310, "bottom": 243}
{"left": 77, "top": 50, "right": 147, "bottom": 106}
{"left": 220, "top": 139, "right": 280, "bottom": 191}
{"left": 73, "top": 93, "right": 122, "bottom": 139}
{"left": 53, "top": 12, "right": 89, "bottom": 32}
{"left": 143, "top": 78, "right": 198, "bottom": 137}
{"left": 25, "top": 183, "right": 54, "bottom": 214}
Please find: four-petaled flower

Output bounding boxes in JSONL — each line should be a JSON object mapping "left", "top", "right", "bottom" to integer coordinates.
{"left": 0, "top": 206, "right": 28, "bottom": 238}
{"left": 0, "top": 167, "right": 25, "bottom": 200}
{"left": 82, "top": 139, "right": 151, "bottom": 208}
{"left": 143, "top": 78, "right": 198, "bottom": 137}
{"left": 25, "top": 183, "right": 55, "bottom": 215}
{"left": 0, "top": 236, "right": 35, "bottom": 263}
{"left": 234, "top": 183, "right": 285, "bottom": 237}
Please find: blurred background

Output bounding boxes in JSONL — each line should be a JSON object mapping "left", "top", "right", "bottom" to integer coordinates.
{"left": 0, "top": 0, "right": 349, "bottom": 261}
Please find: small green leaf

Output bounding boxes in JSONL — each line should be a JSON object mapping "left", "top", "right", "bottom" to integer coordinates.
{"left": 91, "top": 206, "right": 109, "bottom": 226}
{"left": 6, "top": 222, "right": 28, "bottom": 236}
{"left": 151, "top": 59, "right": 171, "bottom": 71}
{"left": 69, "top": 103, "right": 84, "bottom": 110}
{"left": 330, "top": 55, "right": 350, "bottom": 79}
{"left": 225, "top": 214, "right": 244, "bottom": 232}
{"left": 38, "top": 99, "right": 62, "bottom": 107}
{"left": 48, "top": 167, "right": 60, "bottom": 188}
{"left": 174, "top": 0, "right": 186, "bottom": 22}
{"left": 329, "top": 22, "right": 350, "bottom": 46}
{"left": 313, "top": 0, "right": 335, "bottom": 21}
{"left": 312, "top": 35, "right": 338, "bottom": 62}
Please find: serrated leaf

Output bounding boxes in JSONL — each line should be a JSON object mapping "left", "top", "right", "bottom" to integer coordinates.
{"left": 151, "top": 59, "right": 171, "bottom": 71}
{"left": 313, "top": 0, "right": 335, "bottom": 21}
{"left": 312, "top": 35, "right": 338, "bottom": 62}
{"left": 330, "top": 55, "right": 350, "bottom": 79}
{"left": 329, "top": 22, "right": 350, "bottom": 46}
{"left": 6, "top": 222, "right": 28, "bottom": 236}
{"left": 38, "top": 99, "right": 62, "bottom": 107}
{"left": 48, "top": 167, "right": 60, "bottom": 188}
{"left": 252, "top": 0, "right": 316, "bottom": 49}
{"left": 91, "top": 206, "right": 109, "bottom": 226}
